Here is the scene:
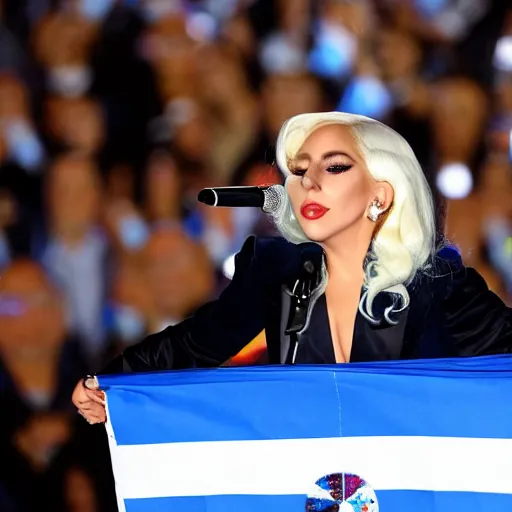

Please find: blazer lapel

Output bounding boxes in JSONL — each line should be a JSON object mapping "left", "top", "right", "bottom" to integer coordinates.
{"left": 350, "top": 292, "right": 409, "bottom": 362}
{"left": 296, "top": 294, "right": 337, "bottom": 364}
{"left": 267, "top": 285, "right": 409, "bottom": 364}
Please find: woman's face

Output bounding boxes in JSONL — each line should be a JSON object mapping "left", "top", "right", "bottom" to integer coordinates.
{"left": 286, "top": 124, "right": 377, "bottom": 245}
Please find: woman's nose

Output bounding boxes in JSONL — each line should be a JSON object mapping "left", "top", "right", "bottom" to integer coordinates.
{"left": 301, "top": 172, "right": 320, "bottom": 191}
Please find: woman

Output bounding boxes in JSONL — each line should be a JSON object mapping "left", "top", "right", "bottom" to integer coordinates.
{"left": 73, "top": 111, "right": 512, "bottom": 423}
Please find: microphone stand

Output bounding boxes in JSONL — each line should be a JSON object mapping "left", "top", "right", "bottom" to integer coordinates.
{"left": 284, "top": 247, "right": 323, "bottom": 364}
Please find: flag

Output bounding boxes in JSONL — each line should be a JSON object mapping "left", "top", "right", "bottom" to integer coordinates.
{"left": 99, "top": 355, "right": 512, "bottom": 512}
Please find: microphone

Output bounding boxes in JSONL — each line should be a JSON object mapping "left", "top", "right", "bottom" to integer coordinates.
{"left": 197, "top": 185, "right": 285, "bottom": 214}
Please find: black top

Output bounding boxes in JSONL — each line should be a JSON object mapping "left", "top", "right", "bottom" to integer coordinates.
{"left": 294, "top": 295, "right": 336, "bottom": 364}
{"left": 102, "top": 236, "right": 512, "bottom": 374}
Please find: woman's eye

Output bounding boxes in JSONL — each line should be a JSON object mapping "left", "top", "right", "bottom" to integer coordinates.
{"left": 291, "top": 168, "right": 307, "bottom": 176}
{"left": 327, "top": 164, "right": 352, "bottom": 174}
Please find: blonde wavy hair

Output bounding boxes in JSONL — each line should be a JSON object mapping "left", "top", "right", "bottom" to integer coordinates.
{"left": 273, "top": 112, "right": 437, "bottom": 325}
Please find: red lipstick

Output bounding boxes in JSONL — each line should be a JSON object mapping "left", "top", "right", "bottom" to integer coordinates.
{"left": 300, "top": 201, "right": 329, "bottom": 220}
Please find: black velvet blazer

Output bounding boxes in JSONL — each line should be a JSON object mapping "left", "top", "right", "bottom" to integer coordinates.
{"left": 103, "top": 236, "right": 512, "bottom": 374}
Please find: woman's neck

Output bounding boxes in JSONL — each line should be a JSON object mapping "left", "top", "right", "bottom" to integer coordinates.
{"left": 321, "top": 229, "right": 372, "bottom": 284}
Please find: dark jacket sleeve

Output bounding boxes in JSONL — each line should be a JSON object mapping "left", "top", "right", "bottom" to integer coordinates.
{"left": 439, "top": 248, "right": 512, "bottom": 356}
{"left": 100, "top": 236, "right": 301, "bottom": 374}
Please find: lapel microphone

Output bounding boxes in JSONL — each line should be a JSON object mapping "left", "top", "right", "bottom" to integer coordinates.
{"left": 197, "top": 185, "right": 285, "bottom": 214}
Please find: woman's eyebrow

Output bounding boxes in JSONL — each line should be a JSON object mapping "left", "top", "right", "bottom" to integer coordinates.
{"left": 293, "top": 150, "right": 355, "bottom": 161}
{"left": 322, "top": 151, "right": 355, "bottom": 161}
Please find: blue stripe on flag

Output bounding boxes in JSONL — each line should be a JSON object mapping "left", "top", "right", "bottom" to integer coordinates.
{"left": 99, "top": 356, "right": 512, "bottom": 446}
{"left": 122, "top": 491, "right": 512, "bottom": 512}
{"left": 102, "top": 367, "right": 343, "bottom": 446}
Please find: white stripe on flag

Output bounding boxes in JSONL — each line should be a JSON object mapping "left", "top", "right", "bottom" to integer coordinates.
{"left": 105, "top": 404, "right": 127, "bottom": 512}
{"left": 110, "top": 436, "right": 512, "bottom": 500}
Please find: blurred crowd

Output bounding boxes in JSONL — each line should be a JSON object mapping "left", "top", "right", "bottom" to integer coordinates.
{"left": 0, "top": 0, "right": 511, "bottom": 510}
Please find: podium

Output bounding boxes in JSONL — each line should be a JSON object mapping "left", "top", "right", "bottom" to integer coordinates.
{"left": 99, "top": 355, "right": 512, "bottom": 512}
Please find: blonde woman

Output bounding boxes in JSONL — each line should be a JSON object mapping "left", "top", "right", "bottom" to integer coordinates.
{"left": 73, "top": 112, "right": 512, "bottom": 423}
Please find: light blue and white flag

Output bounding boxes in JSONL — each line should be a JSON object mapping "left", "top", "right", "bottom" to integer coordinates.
{"left": 99, "top": 355, "right": 512, "bottom": 512}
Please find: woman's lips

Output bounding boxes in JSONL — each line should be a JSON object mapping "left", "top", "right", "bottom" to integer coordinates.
{"left": 300, "top": 202, "right": 329, "bottom": 220}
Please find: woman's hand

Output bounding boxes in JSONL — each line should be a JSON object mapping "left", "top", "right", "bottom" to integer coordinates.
{"left": 71, "top": 376, "right": 106, "bottom": 424}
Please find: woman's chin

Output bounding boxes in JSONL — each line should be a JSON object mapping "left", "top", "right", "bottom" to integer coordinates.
{"left": 299, "top": 226, "right": 329, "bottom": 244}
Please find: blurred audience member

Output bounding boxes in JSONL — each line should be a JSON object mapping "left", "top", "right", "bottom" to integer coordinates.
{"left": 63, "top": 465, "right": 98, "bottom": 512}
{"left": 105, "top": 163, "right": 136, "bottom": 203}
{"left": 430, "top": 76, "right": 488, "bottom": 167}
{"left": 0, "top": 73, "right": 45, "bottom": 173}
{"left": 144, "top": 148, "right": 181, "bottom": 224}
{"left": 0, "top": 188, "right": 19, "bottom": 268}
{"left": 143, "top": 226, "right": 215, "bottom": 333}
{"left": 108, "top": 258, "right": 152, "bottom": 350}
{"left": 103, "top": 196, "right": 149, "bottom": 260}
{"left": 0, "top": 259, "right": 87, "bottom": 510}
{"left": 40, "top": 153, "right": 108, "bottom": 369}
{"left": 198, "top": 43, "right": 259, "bottom": 181}
{"left": 231, "top": 71, "right": 324, "bottom": 186}
{"left": 32, "top": 3, "right": 99, "bottom": 98}
{"left": 44, "top": 96, "right": 106, "bottom": 157}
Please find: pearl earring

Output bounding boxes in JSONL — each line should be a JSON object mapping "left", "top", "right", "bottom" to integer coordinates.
{"left": 367, "top": 198, "right": 385, "bottom": 222}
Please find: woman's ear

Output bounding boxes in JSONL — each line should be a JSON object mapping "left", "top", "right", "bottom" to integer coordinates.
{"left": 372, "top": 181, "right": 394, "bottom": 212}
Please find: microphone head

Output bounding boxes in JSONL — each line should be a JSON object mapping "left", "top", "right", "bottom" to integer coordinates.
{"left": 197, "top": 184, "right": 286, "bottom": 213}
{"left": 262, "top": 185, "right": 286, "bottom": 215}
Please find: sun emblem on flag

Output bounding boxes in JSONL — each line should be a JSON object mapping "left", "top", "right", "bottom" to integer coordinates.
{"left": 305, "top": 472, "right": 378, "bottom": 512}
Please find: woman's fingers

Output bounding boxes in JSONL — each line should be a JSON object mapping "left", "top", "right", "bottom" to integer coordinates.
{"left": 82, "top": 376, "right": 105, "bottom": 404}
{"left": 83, "top": 388, "right": 105, "bottom": 406}
{"left": 72, "top": 378, "right": 107, "bottom": 424}
{"left": 72, "top": 379, "right": 104, "bottom": 404}
{"left": 78, "top": 401, "right": 103, "bottom": 413}
{"left": 78, "top": 403, "right": 106, "bottom": 424}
